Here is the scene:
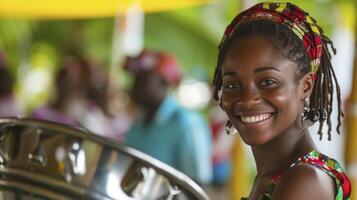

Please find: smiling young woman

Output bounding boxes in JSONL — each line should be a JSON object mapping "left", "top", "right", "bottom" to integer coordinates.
{"left": 213, "top": 2, "right": 351, "bottom": 200}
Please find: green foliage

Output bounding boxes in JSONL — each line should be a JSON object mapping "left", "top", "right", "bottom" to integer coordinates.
{"left": 144, "top": 12, "right": 218, "bottom": 78}
{"left": 144, "top": 0, "right": 239, "bottom": 79}
{"left": 0, "top": 20, "right": 34, "bottom": 72}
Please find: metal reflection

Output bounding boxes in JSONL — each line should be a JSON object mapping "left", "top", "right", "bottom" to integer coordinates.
{"left": 0, "top": 118, "right": 209, "bottom": 200}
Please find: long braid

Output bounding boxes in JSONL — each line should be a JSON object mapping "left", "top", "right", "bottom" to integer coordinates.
{"left": 213, "top": 53, "right": 223, "bottom": 101}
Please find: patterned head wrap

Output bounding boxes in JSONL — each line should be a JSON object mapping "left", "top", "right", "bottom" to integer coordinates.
{"left": 220, "top": 2, "right": 323, "bottom": 75}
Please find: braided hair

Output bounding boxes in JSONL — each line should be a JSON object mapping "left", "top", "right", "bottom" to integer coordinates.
{"left": 213, "top": 14, "right": 343, "bottom": 141}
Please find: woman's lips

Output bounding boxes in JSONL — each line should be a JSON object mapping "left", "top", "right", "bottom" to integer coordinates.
{"left": 238, "top": 113, "right": 273, "bottom": 124}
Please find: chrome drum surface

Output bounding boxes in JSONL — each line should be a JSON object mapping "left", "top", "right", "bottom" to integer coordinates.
{"left": 0, "top": 118, "right": 210, "bottom": 200}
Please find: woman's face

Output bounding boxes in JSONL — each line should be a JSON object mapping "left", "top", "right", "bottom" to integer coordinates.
{"left": 221, "top": 36, "right": 306, "bottom": 146}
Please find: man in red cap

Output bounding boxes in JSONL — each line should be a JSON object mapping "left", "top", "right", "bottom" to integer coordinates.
{"left": 124, "top": 50, "right": 212, "bottom": 184}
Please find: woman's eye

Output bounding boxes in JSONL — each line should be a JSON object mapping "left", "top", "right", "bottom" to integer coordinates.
{"left": 260, "top": 79, "right": 278, "bottom": 87}
{"left": 224, "top": 81, "right": 241, "bottom": 89}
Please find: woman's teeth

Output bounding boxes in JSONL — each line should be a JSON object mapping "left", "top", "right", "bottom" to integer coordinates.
{"left": 240, "top": 113, "right": 272, "bottom": 123}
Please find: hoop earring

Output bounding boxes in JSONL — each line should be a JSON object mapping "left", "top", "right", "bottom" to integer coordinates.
{"left": 301, "top": 97, "right": 310, "bottom": 126}
{"left": 303, "top": 97, "right": 310, "bottom": 118}
{"left": 225, "top": 120, "right": 238, "bottom": 135}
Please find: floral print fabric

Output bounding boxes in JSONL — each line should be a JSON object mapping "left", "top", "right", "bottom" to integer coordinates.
{"left": 241, "top": 150, "right": 351, "bottom": 200}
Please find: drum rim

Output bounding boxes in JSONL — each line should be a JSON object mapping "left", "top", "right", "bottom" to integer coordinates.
{"left": 0, "top": 117, "right": 210, "bottom": 200}
{"left": 0, "top": 179, "right": 71, "bottom": 200}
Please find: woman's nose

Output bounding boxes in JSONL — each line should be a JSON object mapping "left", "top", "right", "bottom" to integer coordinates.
{"left": 236, "top": 86, "right": 262, "bottom": 107}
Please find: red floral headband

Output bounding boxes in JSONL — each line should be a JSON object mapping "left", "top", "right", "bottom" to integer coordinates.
{"left": 220, "top": 2, "right": 323, "bottom": 75}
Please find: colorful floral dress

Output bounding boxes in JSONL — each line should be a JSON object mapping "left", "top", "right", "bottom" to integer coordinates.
{"left": 241, "top": 150, "right": 351, "bottom": 200}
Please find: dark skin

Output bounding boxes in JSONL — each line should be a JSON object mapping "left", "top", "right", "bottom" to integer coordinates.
{"left": 130, "top": 70, "right": 169, "bottom": 124}
{"left": 51, "top": 60, "right": 90, "bottom": 113}
{"left": 221, "top": 36, "right": 335, "bottom": 199}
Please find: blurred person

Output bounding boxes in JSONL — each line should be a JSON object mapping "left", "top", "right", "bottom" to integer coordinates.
{"left": 0, "top": 51, "right": 22, "bottom": 117}
{"left": 124, "top": 50, "right": 212, "bottom": 184}
{"left": 86, "top": 57, "right": 134, "bottom": 141}
{"left": 31, "top": 60, "right": 82, "bottom": 126}
{"left": 31, "top": 55, "right": 108, "bottom": 134}
{"left": 213, "top": 2, "right": 351, "bottom": 199}
{"left": 86, "top": 57, "right": 110, "bottom": 115}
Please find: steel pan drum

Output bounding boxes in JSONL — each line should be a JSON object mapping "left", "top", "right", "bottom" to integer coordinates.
{"left": 0, "top": 118, "right": 210, "bottom": 200}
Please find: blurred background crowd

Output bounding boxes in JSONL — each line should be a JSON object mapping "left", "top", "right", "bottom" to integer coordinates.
{"left": 0, "top": 0, "right": 357, "bottom": 199}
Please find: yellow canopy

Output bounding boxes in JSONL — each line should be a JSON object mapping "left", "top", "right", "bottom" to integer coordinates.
{"left": 0, "top": 0, "right": 214, "bottom": 19}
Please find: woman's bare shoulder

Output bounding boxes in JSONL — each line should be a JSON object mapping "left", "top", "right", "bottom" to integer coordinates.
{"left": 271, "top": 163, "right": 335, "bottom": 200}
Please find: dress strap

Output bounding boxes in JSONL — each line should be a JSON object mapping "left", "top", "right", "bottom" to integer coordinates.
{"left": 241, "top": 151, "right": 351, "bottom": 200}
{"left": 290, "top": 150, "right": 351, "bottom": 200}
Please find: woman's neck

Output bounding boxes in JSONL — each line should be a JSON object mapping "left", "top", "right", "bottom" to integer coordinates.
{"left": 251, "top": 117, "right": 316, "bottom": 178}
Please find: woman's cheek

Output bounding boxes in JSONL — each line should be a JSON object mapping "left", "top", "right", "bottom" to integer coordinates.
{"left": 220, "top": 92, "right": 232, "bottom": 111}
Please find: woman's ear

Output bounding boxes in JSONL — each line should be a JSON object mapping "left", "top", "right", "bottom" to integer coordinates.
{"left": 300, "top": 73, "right": 314, "bottom": 100}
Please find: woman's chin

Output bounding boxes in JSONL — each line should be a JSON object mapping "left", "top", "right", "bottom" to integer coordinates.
{"left": 240, "top": 133, "right": 272, "bottom": 146}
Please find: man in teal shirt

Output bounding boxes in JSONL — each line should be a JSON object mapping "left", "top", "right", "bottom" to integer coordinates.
{"left": 124, "top": 50, "right": 212, "bottom": 184}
